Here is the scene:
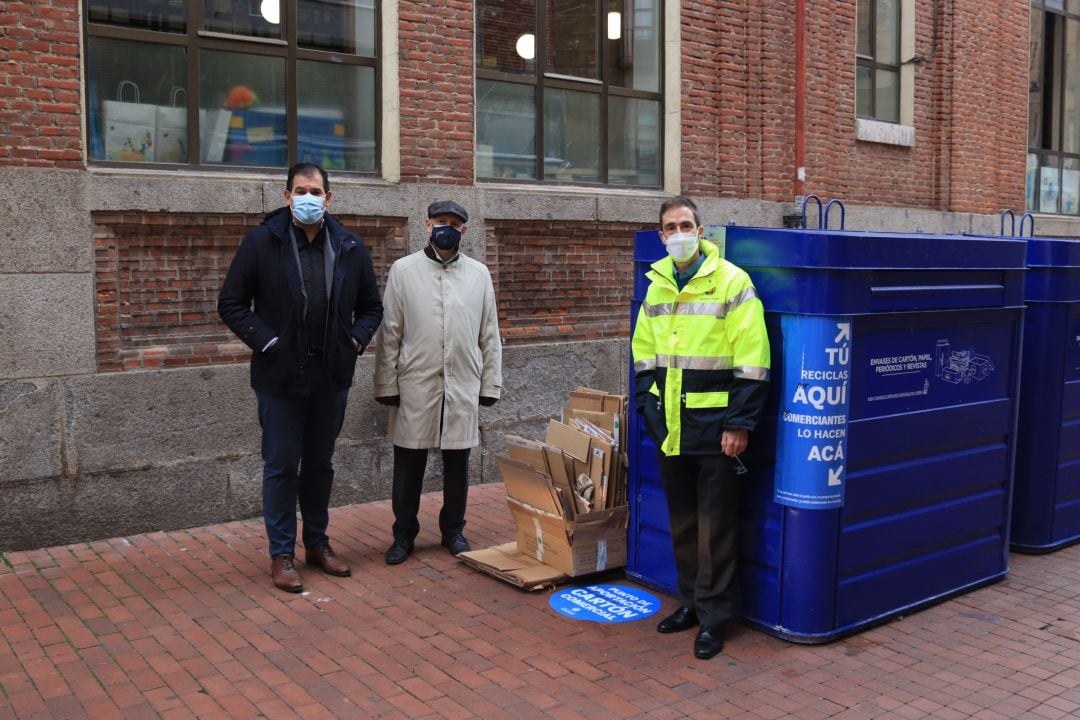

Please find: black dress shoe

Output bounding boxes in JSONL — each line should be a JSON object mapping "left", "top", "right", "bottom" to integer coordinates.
{"left": 657, "top": 606, "right": 699, "bottom": 634}
{"left": 441, "top": 531, "right": 471, "bottom": 556}
{"left": 384, "top": 538, "right": 414, "bottom": 565}
{"left": 694, "top": 625, "right": 724, "bottom": 659}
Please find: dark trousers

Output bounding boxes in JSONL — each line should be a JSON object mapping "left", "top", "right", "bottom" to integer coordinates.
{"left": 256, "top": 361, "right": 349, "bottom": 558}
{"left": 658, "top": 452, "right": 742, "bottom": 628}
{"left": 391, "top": 445, "right": 470, "bottom": 541}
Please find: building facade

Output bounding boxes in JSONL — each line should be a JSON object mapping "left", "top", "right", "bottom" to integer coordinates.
{"left": 0, "top": 0, "right": 1042, "bottom": 550}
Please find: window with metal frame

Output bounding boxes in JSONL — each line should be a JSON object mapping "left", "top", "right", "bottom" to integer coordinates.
{"left": 84, "top": 0, "right": 379, "bottom": 173}
{"left": 475, "top": 0, "right": 662, "bottom": 187}
{"left": 856, "top": 0, "right": 901, "bottom": 123}
{"left": 1028, "top": 1, "right": 1080, "bottom": 215}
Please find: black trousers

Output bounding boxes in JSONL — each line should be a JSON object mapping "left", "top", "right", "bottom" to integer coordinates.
{"left": 391, "top": 445, "right": 470, "bottom": 541}
{"left": 657, "top": 452, "right": 742, "bottom": 628}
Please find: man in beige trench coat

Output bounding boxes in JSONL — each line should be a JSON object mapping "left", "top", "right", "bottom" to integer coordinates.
{"left": 374, "top": 200, "right": 503, "bottom": 565}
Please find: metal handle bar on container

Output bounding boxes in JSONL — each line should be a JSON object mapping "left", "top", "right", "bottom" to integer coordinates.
{"left": 801, "top": 194, "right": 823, "bottom": 229}
{"left": 824, "top": 198, "right": 846, "bottom": 230}
{"left": 1019, "top": 212, "right": 1035, "bottom": 238}
{"left": 1000, "top": 209, "right": 1015, "bottom": 237}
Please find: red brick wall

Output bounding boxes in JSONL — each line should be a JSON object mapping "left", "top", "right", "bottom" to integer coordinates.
{"left": 944, "top": 0, "right": 1029, "bottom": 214}
{"left": 398, "top": 0, "right": 474, "bottom": 184}
{"left": 798, "top": 0, "right": 942, "bottom": 209}
{"left": 680, "top": 1, "right": 723, "bottom": 196}
{"left": 92, "top": 213, "right": 638, "bottom": 371}
{"left": 0, "top": 0, "right": 1035, "bottom": 384}
{"left": 93, "top": 213, "right": 406, "bottom": 372}
{"left": 0, "top": 0, "right": 82, "bottom": 167}
{"left": 682, "top": 0, "right": 799, "bottom": 199}
{"left": 2, "top": 2, "right": 1030, "bottom": 208}
{"left": 486, "top": 220, "right": 638, "bottom": 344}
{"left": 681, "top": 0, "right": 1029, "bottom": 213}
{"left": 707, "top": 1, "right": 797, "bottom": 200}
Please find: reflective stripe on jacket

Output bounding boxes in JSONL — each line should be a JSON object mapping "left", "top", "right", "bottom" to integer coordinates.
{"left": 631, "top": 239, "right": 770, "bottom": 456}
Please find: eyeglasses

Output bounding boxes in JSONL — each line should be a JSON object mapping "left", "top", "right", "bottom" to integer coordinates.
{"left": 732, "top": 455, "right": 749, "bottom": 476}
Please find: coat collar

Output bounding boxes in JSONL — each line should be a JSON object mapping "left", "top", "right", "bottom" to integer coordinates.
{"left": 423, "top": 244, "right": 461, "bottom": 265}
{"left": 263, "top": 206, "right": 353, "bottom": 254}
{"left": 264, "top": 207, "right": 357, "bottom": 311}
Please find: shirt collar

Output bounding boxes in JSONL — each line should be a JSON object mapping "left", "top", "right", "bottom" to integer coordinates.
{"left": 292, "top": 222, "right": 325, "bottom": 246}
{"left": 674, "top": 250, "right": 706, "bottom": 285}
{"left": 424, "top": 244, "right": 460, "bottom": 265}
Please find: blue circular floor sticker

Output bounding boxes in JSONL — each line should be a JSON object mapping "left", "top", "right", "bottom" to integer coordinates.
{"left": 549, "top": 584, "right": 661, "bottom": 623}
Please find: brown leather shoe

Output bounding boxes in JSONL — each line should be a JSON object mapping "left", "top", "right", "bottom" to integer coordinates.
{"left": 305, "top": 544, "right": 351, "bottom": 577}
{"left": 271, "top": 553, "right": 303, "bottom": 593}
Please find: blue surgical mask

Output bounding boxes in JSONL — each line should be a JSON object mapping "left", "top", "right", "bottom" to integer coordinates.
{"left": 430, "top": 224, "right": 462, "bottom": 251}
{"left": 291, "top": 193, "right": 325, "bottom": 225}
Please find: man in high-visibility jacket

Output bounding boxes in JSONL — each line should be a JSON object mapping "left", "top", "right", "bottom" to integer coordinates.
{"left": 631, "top": 196, "right": 770, "bottom": 659}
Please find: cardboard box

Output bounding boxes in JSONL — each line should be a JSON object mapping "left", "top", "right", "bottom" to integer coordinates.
{"left": 464, "top": 387, "right": 630, "bottom": 588}
{"left": 508, "top": 499, "right": 628, "bottom": 577}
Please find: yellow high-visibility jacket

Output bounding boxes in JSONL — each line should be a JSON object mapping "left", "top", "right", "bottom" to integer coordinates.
{"left": 631, "top": 239, "right": 771, "bottom": 456}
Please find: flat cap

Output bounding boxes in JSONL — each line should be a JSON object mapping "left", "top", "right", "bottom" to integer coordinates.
{"left": 427, "top": 200, "right": 468, "bottom": 223}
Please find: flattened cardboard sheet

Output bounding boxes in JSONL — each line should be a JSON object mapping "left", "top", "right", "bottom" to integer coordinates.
{"left": 459, "top": 542, "right": 570, "bottom": 591}
{"left": 566, "top": 408, "right": 616, "bottom": 437}
{"left": 567, "top": 391, "right": 605, "bottom": 412}
{"left": 546, "top": 419, "right": 592, "bottom": 462}
{"left": 542, "top": 445, "right": 577, "bottom": 519}
{"left": 498, "top": 455, "right": 564, "bottom": 517}
{"left": 505, "top": 435, "right": 550, "bottom": 473}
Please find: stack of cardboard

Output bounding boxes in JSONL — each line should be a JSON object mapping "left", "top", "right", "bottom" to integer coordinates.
{"left": 461, "top": 388, "right": 629, "bottom": 588}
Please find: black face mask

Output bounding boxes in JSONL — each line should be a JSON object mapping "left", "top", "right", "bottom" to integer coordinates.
{"left": 430, "top": 224, "right": 462, "bottom": 251}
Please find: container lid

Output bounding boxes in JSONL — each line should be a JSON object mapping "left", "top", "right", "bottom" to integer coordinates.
{"left": 1024, "top": 237, "right": 1080, "bottom": 268}
{"left": 725, "top": 227, "right": 1028, "bottom": 270}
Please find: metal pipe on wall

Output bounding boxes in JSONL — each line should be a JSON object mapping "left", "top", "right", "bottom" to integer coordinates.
{"left": 794, "top": 0, "right": 807, "bottom": 201}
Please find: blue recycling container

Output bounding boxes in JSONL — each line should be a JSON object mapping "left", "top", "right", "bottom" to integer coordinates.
{"left": 627, "top": 231, "right": 678, "bottom": 594}
{"left": 1008, "top": 236, "right": 1080, "bottom": 552}
{"left": 627, "top": 226, "right": 1028, "bottom": 642}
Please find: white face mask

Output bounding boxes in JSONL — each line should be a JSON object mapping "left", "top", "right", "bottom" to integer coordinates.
{"left": 664, "top": 232, "right": 699, "bottom": 263}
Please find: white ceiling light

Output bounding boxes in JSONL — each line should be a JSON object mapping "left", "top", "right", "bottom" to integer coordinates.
{"left": 607, "top": 11, "right": 621, "bottom": 40}
{"left": 260, "top": 0, "right": 280, "bottom": 25}
{"left": 516, "top": 33, "right": 536, "bottom": 60}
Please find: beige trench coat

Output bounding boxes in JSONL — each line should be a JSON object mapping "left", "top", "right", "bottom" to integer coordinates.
{"left": 374, "top": 249, "right": 502, "bottom": 450}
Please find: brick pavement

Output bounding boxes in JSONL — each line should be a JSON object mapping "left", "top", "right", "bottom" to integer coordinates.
{"left": 1, "top": 482, "right": 1079, "bottom": 720}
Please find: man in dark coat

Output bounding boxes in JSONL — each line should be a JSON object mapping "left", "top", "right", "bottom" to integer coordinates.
{"left": 219, "top": 163, "right": 383, "bottom": 592}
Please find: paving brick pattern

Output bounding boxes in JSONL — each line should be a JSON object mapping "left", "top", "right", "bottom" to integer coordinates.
{"left": 2, "top": 483, "right": 1078, "bottom": 719}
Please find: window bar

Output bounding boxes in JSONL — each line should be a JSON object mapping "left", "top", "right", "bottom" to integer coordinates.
{"left": 187, "top": 0, "right": 201, "bottom": 165}
{"left": 599, "top": 0, "right": 609, "bottom": 184}
{"left": 286, "top": 0, "right": 298, "bottom": 166}
{"left": 869, "top": 0, "right": 877, "bottom": 119}
{"left": 536, "top": 0, "right": 547, "bottom": 181}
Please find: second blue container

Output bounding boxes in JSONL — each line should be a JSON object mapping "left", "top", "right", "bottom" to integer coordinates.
{"left": 1010, "top": 236, "right": 1080, "bottom": 552}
